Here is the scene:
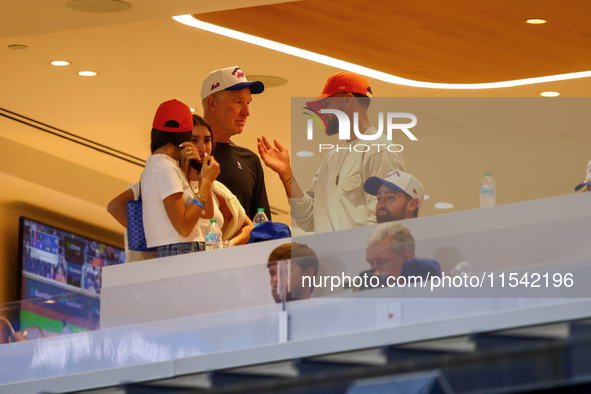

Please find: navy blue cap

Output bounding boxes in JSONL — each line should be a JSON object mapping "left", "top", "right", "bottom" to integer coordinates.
{"left": 225, "top": 81, "right": 264, "bottom": 94}
{"left": 400, "top": 259, "right": 442, "bottom": 279}
{"left": 248, "top": 222, "right": 291, "bottom": 243}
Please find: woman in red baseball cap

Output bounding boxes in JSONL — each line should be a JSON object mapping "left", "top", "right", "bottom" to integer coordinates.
{"left": 140, "top": 100, "right": 252, "bottom": 257}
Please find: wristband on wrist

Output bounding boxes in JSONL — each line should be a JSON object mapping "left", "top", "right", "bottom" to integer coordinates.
{"left": 192, "top": 199, "right": 205, "bottom": 209}
{"left": 193, "top": 194, "right": 207, "bottom": 205}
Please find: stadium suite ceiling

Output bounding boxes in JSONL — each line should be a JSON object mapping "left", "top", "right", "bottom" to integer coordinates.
{"left": 0, "top": 0, "right": 590, "bottom": 240}
{"left": 195, "top": 0, "right": 591, "bottom": 84}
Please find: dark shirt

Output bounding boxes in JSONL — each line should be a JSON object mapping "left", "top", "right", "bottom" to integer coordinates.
{"left": 213, "top": 141, "right": 272, "bottom": 221}
{"left": 354, "top": 259, "right": 442, "bottom": 291}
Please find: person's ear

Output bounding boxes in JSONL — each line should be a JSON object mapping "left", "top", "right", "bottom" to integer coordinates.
{"left": 303, "top": 267, "right": 315, "bottom": 280}
{"left": 344, "top": 92, "right": 355, "bottom": 105}
{"left": 206, "top": 95, "right": 216, "bottom": 112}
{"left": 407, "top": 198, "right": 419, "bottom": 214}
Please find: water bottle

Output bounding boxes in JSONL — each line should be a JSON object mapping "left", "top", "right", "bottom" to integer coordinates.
{"left": 205, "top": 219, "right": 222, "bottom": 251}
{"left": 479, "top": 172, "right": 496, "bottom": 208}
{"left": 253, "top": 208, "right": 269, "bottom": 227}
{"left": 450, "top": 261, "right": 471, "bottom": 277}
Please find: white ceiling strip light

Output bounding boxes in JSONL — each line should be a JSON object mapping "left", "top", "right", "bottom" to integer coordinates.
{"left": 174, "top": 14, "right": 591, "bottom": 90}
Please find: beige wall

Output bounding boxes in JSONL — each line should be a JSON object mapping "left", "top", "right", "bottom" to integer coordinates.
{"left": 0, "top": 135, "right": 130, "bottom": 304}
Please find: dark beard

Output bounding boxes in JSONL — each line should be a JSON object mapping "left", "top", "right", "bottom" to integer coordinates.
{"left": 377, "top": 208, "right": 406, "bottom": 223}
{"left": 377, "top": 212, "right": 393, "bottom": 223}
{"left": 324, "top": 115, "right": 339, "bottom": 136}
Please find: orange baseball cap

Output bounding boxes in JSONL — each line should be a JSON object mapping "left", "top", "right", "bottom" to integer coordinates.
{"left": 306, "top": 72, "right": 372, "bottom": 112}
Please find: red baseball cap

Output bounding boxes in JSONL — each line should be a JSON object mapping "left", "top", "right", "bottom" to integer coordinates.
{"left": 152, "top": 99, "right": 193, "bottom": 133}
{"left": 306, "top": 72, "right": 372, "bottom": 112}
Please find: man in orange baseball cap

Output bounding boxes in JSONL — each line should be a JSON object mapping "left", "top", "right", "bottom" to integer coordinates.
{"left": 258, "top": 71, "right": 406, "bottom": 233}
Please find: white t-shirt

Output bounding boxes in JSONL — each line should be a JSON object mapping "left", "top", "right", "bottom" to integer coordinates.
{"left": 141, "top": 154, "right": 203, "bottom": 247}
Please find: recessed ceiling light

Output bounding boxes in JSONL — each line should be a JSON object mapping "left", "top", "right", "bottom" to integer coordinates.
{"left": 78, "top": 71, "right": 98, "bottom": 76}
{"left": 8, "top": 44, "right": 28, "bottom": 50}
{"left": 296, "top": 151, "right": 314, "bottom": 157}
{"left": 434, "top": 202, "right": 454, "bottom": 209}
{"left": 66, "top": 0, "right": 131, "bottom": 13}
{"left": 424, "top": 194, "right": 430, "bottom": 200}
{"left": 540, "top": 91, "right": 559, "bottom": 97}
{"left": 51, "top": 60, "right": 70, "bottom": 66}
{"left": 526, "top": 19, "right": 547, "bottom": 24}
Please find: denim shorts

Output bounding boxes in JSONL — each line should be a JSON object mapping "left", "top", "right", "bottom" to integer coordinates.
{"left": 156, "top": 242, "right": 205, "bottom": 258}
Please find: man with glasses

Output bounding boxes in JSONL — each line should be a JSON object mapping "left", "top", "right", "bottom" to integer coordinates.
{"left": 258, "top": 72, "right": 406, "bottom": 233}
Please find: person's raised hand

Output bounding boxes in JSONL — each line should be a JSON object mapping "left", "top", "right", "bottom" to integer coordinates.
{"left": 179, "top": 141, "right": 201, "bottom": 180}
{"left": 257, "top": 136, "right": 291, "bottom": 180}
{"left": 200, "top": 153, "right": 220, "bottom": 182}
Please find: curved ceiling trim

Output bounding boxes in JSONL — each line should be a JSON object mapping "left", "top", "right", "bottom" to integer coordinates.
{"left": 174, "top": 15, "right": 591, "bottom": 90}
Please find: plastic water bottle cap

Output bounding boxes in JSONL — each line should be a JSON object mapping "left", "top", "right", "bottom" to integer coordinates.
{"left": 210, "top": 219, "right": 216, "bottom": 223}
{"left": 485, "top": 172, "right": 491, "bottom": 176}
{"left": 257, "top": 208, "right": 265, "bottom": 212}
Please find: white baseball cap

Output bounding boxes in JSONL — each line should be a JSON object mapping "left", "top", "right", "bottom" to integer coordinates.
{"left": 364, "top": 170, "right": 425, "bottom": 208}
{"left": 200, "top": 66, "right": 264, "bottom": 100}
{"left": 574, "top": 159, "right": 591, "bottom": 191}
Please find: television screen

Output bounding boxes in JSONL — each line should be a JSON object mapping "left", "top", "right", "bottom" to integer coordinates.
{"left": 18, "top": 217, "right": 125, "bottom": 334}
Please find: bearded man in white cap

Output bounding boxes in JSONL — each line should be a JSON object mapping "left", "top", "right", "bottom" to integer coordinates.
{"left": 201, "top": 66, "right": 271, "bottom": 220}
{"left": 363, "top": 170, "right": 424, "bottom": 222}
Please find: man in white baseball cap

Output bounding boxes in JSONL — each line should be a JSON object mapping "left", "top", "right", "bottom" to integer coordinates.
{"left": 201, "top": 66, "right": 271, "bottom": 220}
{"left": 363, "top": 170, "right": 424, "bottom": 222}
{"left": 574, "top": 159, "right": 591, "bottom": 192}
